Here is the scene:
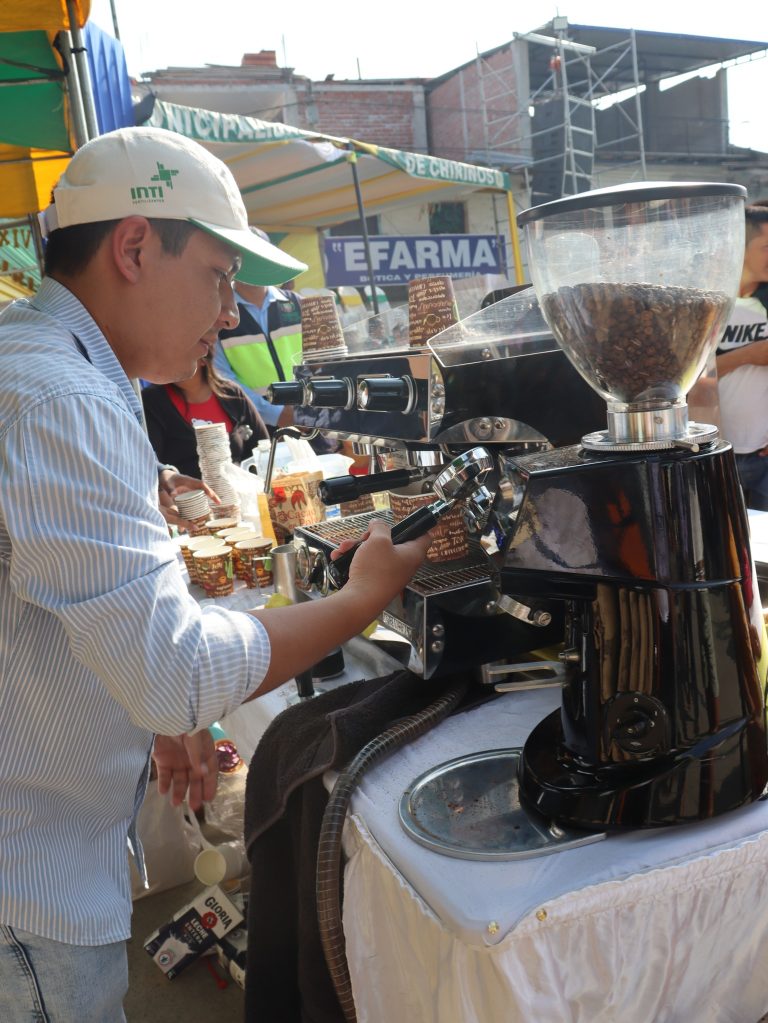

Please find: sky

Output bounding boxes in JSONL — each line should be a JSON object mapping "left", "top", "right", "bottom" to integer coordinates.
{"left": 89, "top": 0, "right": 768, "bottom": 153}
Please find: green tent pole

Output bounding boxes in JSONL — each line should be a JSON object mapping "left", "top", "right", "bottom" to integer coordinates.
{"left": 347, "top": 151, "right": 379, "bottom": 314}
{"left": 57, "top": 29, "right": 89, "bottom": 147}
{"left": 67, "top": 0, "right": 100, "bottom": 140}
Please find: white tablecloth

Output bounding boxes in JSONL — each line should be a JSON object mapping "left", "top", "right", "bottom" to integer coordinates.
{"left": 342, "top": 690, "right": 768, "bottom": 1023}
{"left": 749, "top": 508, "right": 768, "bottom": 574}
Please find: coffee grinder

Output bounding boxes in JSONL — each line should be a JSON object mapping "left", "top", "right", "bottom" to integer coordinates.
{"left": 399, "top": 182, "right": 768, "bottom": 858}
{"left": 502, "top": 181, "right": 768, "bottom": 830}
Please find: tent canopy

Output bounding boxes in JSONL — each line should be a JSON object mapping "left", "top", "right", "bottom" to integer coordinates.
{"left": 0, "top": 27, "right": 73, "bottom": 218}
{"left": 0, "top": 2, "right": 90, "bottom": 33}
{"left": 147, "top": 100, "right": 513, "bottom": 233}
{"left": 0, "top": 11, "right": 132, "bottom": 221}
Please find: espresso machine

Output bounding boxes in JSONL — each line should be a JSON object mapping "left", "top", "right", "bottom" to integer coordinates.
{"left": 266, "top": 283, "right": 606, "bottom": 680}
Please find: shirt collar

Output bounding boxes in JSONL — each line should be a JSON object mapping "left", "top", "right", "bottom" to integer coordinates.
{"left": 31, "top": 278, "right": 144, "bottom": 422}
{"left": 234, "top": 284, "right": 280, "bottom": 313}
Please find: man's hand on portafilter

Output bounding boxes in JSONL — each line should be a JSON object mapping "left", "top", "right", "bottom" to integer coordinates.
{"left": 246, "top": 519, "right": 433, "bottom": 695}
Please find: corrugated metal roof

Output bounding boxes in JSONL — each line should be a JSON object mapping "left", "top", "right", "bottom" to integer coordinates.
{"left": 527, "top": 23, "right": 768, "bottom": 90}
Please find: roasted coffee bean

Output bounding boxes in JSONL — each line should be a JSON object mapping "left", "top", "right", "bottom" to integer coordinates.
{"left": 542, "top": 283, "right": 731, "bottom": 403}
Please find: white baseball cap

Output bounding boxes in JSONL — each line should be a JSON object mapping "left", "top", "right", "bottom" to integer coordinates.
{"left": 38, "top": 126, "right": 307, "bottom": 286}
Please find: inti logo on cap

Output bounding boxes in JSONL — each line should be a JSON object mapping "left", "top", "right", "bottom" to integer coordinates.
{"left": 130, "top": 161, "right": 180, "bottom": 204}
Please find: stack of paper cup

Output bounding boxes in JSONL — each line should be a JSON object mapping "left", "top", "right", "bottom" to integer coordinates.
{"left": 408, "top": 275, "right": 459, "bottom": 348}
{"left": 300, "top": 294, "right": 348, "bottom": 361}
{"left": 174, "top": 490, "right": 211, "bottom": 535}
{"left": 193, "top": 423, "right": 240, "bottom": 519}
{"left": 204, "top": 516, "right": 239, "bottom": 536}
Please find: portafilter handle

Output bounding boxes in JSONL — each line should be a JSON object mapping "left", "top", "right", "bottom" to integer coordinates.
{"left": 325, "top": 446, "right": 494, "bottom": 589}
{"left": 318, "top": 466, "right": 432, "bottom": 505}
{"left": 326, "top": 498, "right": 455, "bottom": 590}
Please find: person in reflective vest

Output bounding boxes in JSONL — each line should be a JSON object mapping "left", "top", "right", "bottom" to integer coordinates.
{"left": 217, "top": 279, "right": 302, "bottom": 430}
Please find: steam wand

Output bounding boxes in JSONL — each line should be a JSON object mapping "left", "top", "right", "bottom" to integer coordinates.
{"left": 263, "top": 425, "right": 320, "bottom": 494}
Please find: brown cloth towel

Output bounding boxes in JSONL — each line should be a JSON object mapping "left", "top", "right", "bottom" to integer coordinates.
{"left": 242, "top": 668, "right": 470, "bottom": 1023}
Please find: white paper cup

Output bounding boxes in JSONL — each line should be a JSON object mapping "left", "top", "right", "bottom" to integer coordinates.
{"left": 194, "top": 842, "right": 248, "bottom": 886}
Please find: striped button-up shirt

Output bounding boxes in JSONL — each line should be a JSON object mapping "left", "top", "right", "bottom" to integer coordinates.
{"left": 0, "top": 279, "right": 270, "bottom": 944}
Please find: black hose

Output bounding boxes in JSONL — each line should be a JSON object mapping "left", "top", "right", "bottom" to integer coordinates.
{"left": 316, "top": 679, "right": 469, "bottom": 1023}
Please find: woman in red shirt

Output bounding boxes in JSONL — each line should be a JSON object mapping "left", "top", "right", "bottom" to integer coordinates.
{"left": 142, "top": 346, "right": 269, "bottom": 479}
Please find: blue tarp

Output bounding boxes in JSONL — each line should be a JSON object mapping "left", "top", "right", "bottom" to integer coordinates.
{"left": 85, "top": 21, "right": 133, "bottom": 134}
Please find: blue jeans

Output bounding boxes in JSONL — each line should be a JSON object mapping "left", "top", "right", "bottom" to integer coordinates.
{"left": 0, "top": 926, "right": 128, "bottom": 1022}
{"left": 736, "top": 451, "right": 768, "bottom": 511}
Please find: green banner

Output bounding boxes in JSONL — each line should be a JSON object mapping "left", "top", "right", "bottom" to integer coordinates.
{"left": 367, "top": 144, "right": 511, "bottom": 192}
{"left": 149, "top": 100, "right": 316, "bottom": 146}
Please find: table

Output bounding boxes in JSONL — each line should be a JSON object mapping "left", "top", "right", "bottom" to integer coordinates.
{"left": 187, "top": 529, "right": 768, "bottom": 1021}
{"left": 341, "top": 684, "right": 768, "bottom": 1023}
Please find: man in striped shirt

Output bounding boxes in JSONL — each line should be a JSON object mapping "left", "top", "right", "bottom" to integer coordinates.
{"left": 0, "top": 127, "right": 432, "bottom": 1022}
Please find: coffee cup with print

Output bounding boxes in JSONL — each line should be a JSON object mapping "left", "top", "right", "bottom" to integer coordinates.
{"left": 299, "top": 294, "right": 347, "bottom": 358}
{"left": 236, "top": 537, "right": 274, "bottom": 587}
{"left": 193, "top": 546, "right": 234, "bottom": 597}
{"left": 205, "top": 516, "right": 239, "bottom": 536}
{"left": 178, "top": 535, "right": 194, "bottom": 574}
{"left": 388, "top": 486, "right": 469, "bottom": 564}
{"left": 226, "top": 532, "right": 259, "bottom": 579}
{"left": 186, "top": 536, "right": 228, "bottom": 585}
{"left": 407, "top": 275, "right": 460, "bottom": 348}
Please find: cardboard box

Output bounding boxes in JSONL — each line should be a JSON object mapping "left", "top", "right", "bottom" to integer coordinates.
{"left": 144, "top": 885, "right": 244, "bottom": 980}
{"left": 216, "top": 924, "right": 248, "bottom": 989}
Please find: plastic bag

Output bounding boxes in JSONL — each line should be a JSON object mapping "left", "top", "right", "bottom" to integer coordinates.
{"left": 202, "top": 765, "right": 247, "bottom": 842}
{"left": 218, "top": 461, "right": 265, "bottom": 533}
{"left": 130, "top": 782, "right": 207, "bottom": 900}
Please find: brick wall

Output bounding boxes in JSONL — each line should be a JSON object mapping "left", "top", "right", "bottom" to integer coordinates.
{"left": 295, "top": 82, "right": 428, "bottom": 151}
{"left": 427, "top": 44, "right": 529, "bottom": 164}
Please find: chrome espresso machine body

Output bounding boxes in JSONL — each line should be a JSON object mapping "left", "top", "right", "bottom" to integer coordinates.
{"left": 267, "top": 288, "right": 606, "bottom": 679}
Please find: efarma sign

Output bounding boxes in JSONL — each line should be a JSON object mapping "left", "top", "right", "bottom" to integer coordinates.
{"left": 324, "top": 234, "right": 506, "bottom": 286}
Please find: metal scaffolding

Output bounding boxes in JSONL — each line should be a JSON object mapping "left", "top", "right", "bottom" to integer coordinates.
{"left": 473, "top": 20, "right": 648, "bottom": 204}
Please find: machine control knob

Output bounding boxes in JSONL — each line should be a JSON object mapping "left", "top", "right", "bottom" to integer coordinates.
{"left": 357, "top": 376, "right": 415, "bottom": 413}
{"left": 497, "top": 594, "right": 552, "bottom": 628}
{"left": 306, "top": 378, "right": 354, "bottom": 409}
{"left": 604, "top": 693, "right": 669, "bottom": 756}
{"left": 266, "top": 381, "right": 307, "bottom": 406}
